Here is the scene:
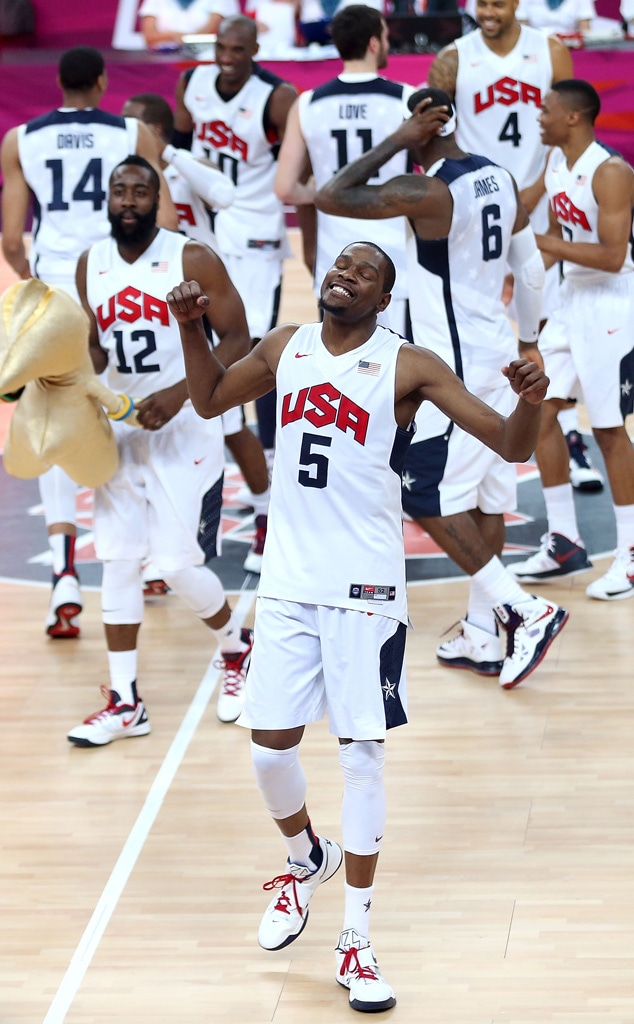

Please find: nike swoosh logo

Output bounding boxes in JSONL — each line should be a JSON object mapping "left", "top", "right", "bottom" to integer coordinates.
{"left": 556, "top": 550, "right": 581, "bottom": 564}
{"left": 607, "top": 328, "right": 620, "bottom": 334}
{"left": 295, "top": 353, "right": 310, "bottom": 358}
{"left": 121, "top": 714, "right": 137, "bottom": 727}
{"left": 375, "top": 835, "right": 383, "bottom": 842}
{"left": 194, "top": 457, "right": 206, "bottom": 464}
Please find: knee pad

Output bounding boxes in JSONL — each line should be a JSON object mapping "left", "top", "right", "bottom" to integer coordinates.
{"left": 39, "top": 466, "right": 78, "bottom": 526}
{"left": 101, "top": 559, "right": 143, "bottom": 625}
{"left": 251, "top": 741, "right": 307, "bottom": 820}
{"left": 339, "top": 740, "right": 386, "bottom": 857}
{"left": 160, "top": 565, "right": 225, "bottom": 619}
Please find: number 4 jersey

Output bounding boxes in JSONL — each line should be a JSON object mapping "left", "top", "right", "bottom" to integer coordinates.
{"left": 17, "top": 109, "right": 139, "bottom": 281}
{"left": 86, "top": 229, "right": 191, "bottom": 399}
{"left": 454, "top": 26, "right": 552, "bottom": 191}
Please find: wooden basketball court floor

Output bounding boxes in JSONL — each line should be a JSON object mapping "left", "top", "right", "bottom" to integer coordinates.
{"left": 1, "top": 238, "right": 634, "bottom": 1024}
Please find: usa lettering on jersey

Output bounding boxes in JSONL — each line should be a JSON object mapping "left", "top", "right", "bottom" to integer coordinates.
{"left": 474, "top": 77, "right": 542, "bottom": 114}
{"left": 97, "top": 287, "right": 170, "bottom": 331}
{"left": 552, "top": 192, "right": 592, "bottom": 231}
{"left": 195, "top": 120, "right": 248, "bottom": 161}
{"left": 281, "top": 382, "right": 369, "bottom": 445}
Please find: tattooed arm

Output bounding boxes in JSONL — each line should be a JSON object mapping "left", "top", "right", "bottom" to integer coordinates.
{"left": 427, "top": 44, "right": 459, "bottom": 100}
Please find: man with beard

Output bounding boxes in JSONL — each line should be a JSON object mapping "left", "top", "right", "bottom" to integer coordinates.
{"left": 0, "top": 46, "right": 178, "bottom": 640}
{"left": 167, "top": 241, "right": 549, "bottom": 1010}
{"left": 274, "top": 5, "right": 415, "bottom": 338}
{"left": 67, "top": 155, "right": 253, "bottom": 745}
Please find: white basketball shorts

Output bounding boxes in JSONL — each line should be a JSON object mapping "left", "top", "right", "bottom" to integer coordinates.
{"left": 238, "top": 597, "right": 408, "bottom": 740}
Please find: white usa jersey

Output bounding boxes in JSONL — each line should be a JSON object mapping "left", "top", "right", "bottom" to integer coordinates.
{"left": 298, "top": 76, "right": 414, "bottom": 300}
{"left": 259, "top": 322, "right": 413, "bottom": 623}
{"left": 17, "top": 109, "right": 138, "bottom": 280}
{"left": 545, "top": 140, "right": 634, "bottom": 286}
{"left": 184, "top": 64, "right": 287, "bottom": 256}
{"left": 454, "top": 26, "right": 552, "bottom": 190}
{"left": 407, "top": 154, "right": 518, "bottom": 396}
{"left": 86, "top": 229, "right": 192, "bottom": 399}
{"left": 164, "top": 164, "right": 219, "bottom": 251}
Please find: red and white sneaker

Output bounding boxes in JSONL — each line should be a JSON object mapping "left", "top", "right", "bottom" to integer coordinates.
{"left": 46, "top": 572, "right": 82, "bottom": 639}
{"left": 141, "top": 559, "right": 170, "bottom": 597}
{"left": 243, "top": 514, "right": 267, "bottom": 574}
{"left": 258, "top": 836, "right": 343, "bottom": 950}
{"left": 67, "top": 685, "right": 151, "bottom": 747}
{"left": 215, "top": 627, "right": 253, "bottom": 723}
{"left": 335, "top": 928, "right": 396, "bottom": 1013}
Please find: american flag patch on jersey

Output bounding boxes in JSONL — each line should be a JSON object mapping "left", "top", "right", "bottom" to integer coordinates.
{"left": 576, "top": 174, "right": 587, "bottom": 185}
{"left": 523, "top": 52, "right": 537, "bottom": 62}
{"left": 151, "top": 261, "right": 168, "bottom": 272}
{"left": 357, "top": 360, "right": 381, "bottom": 376}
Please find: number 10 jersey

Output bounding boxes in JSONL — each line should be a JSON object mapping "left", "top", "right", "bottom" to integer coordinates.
{"left": 17, "top": 109, "right": 138, "bottom": 281}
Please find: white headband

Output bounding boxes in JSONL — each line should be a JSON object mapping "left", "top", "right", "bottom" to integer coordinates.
{"left": 439, "top": 105, "right": 457, "bottom": 137}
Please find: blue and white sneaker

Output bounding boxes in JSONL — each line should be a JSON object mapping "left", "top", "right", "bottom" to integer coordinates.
{"left": 495, "top": 597, "right": 569, "bottom": 689}
{"left": 509, "top": 532, "right": 592, "bottom": 582}
{"left": 258, "top": 836, "right": 343, "bottom": 950}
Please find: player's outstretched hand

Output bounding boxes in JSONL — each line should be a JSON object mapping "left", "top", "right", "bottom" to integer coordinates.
{"left": 166, "top": 280, "right": 209, "bottom": 323}
{"left": 502, "top": 358, "right": 549, "bottom": 405}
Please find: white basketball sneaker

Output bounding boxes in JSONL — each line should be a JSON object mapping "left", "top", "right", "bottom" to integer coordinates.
{"left": 586, "top": 546, "right": 634, "bottom": 600}
{"left": 258, "top": 837, "right": 343, "bottom": 950}
{"left": 436, "top": 619, "right": 503, "bottom": 676}
{"left": 335, "top": 928, "right": 396, "bottom": 1013}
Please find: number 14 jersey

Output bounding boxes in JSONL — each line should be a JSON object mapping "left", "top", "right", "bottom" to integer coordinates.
{"left": 17, "top": 109, "right": 138, "bottom": 281}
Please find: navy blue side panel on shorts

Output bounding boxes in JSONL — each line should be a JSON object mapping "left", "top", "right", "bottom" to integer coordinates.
{"left": 198, "top": 474, "right": 223, "bottom": 561}
{"left": 380, "top": 621, "right": 408, "bottom": 730}
{"left": 389, "top": 422, "right": 416, "bottom": 476}
{"left": 401, "top": 424, "right": 454, "bottom": 519}
{"left": 621, "top": 345, "right": 634, "bottom": 420}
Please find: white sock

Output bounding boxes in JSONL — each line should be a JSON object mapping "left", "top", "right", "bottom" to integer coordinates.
{"left": 614, "top": 504, "right": 634, "bottom": 551}
{"left": 557, "top": 406, "right": 579, "bottom": 435}
{"left": 472, "top": 556, "right": 528, "bottom": 611}
{"left": 213, "top": 614, "right": 247, "bottom": 654}
{"left": 251, "top": 486, "right": 270, "bottom": 518}
{"left": 107, "top": 650, "right": 138, "bottom": 705}
{"left": 466, "top": 578, "right": 497, "bottom": 633}
{"left": 343, "top": 881, "right": 374, "bottom": 939}
{"left": 282, "top": 820, "right": 323, "bottom": 871}
{"left": 543, "top": 484, "right": 581, "bottom": 543}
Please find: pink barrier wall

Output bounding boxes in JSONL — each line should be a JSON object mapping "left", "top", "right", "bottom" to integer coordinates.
{"left": 1, "top": 49, "right": 632, "bottom": 164}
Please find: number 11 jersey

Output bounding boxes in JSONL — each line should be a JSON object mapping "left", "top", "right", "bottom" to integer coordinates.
{"left": 17, "top": 109, "right": 138, "bottom": 281}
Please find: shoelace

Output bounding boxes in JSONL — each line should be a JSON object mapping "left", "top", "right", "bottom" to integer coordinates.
{"left": 213, "top": 651, "right": 247, "bottom": 696}
{"left": 262, "top": 873, "right": 303, "bottom": 915}
{"left": 84, "top": 685, "right": 125, "bottom": 723}
{"left": 339, "top": 947, "right": 379, "bottom": 981}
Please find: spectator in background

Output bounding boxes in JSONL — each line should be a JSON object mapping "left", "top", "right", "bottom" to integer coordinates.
{"left": 298, "top": 0, "right": 383, "bottom": 46}
{"left": 139, "top": 0, "right": 239, "bottom": 49}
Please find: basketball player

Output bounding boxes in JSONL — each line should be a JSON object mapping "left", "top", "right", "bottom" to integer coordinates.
{"left": 428, "top": 0, "right": 603, "bottom": 489}
{"left": 316, "top": 91, "right": 569, "bottom": 688}
{"left": 167, "top": 242, "right": 549, "bottom": 1010}
{"left": 509, "top": 80, "right": 634, "bottom": 600}
{"left": 274, "top": 4, "right": 415, "bottom": 338}
{"left": 122, "top": 92, "right": 271, "bottom": 574}
{"left": 0, "top": 46, "right": 178, "bottom": 639}
{"left": 67, "top": 156, "right": 253, "bottom": 745}
{"left": 173, "top": 14, "right": 297, "bottom": 460}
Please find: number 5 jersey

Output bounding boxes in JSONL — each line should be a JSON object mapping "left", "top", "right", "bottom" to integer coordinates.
{"left": 17, "top": 109, "right": 138, "bottom": 281}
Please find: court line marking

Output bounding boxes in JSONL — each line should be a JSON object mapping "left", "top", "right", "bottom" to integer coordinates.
{"left": 42, "top": 588, "right": 254, "bottom": 1024}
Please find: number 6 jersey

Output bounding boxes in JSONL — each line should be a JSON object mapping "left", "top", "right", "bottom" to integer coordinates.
{"left": 17, "top": 109, "right": 138, "bottom": 281}
{"left": 86, "top": 228, "right": 191, "bottom": 399}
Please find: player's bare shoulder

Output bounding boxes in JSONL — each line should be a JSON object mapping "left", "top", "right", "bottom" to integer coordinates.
{"left": 427, "top": 43, "right": 459, "bottom": 98}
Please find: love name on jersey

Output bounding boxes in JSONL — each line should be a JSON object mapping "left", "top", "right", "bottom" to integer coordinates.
{"left": 196, "top": 120, "right": 248, "bottom": 161}
{"left": 97, "top": 287, "right": 170, "bottom": 331}
{"left": 281, "top": 382, "right": 369, "bottom": 445}
{"left": 338, "top": 103, "right": 368, "bottom": 120}
{"left": 474, "top": 77, "right": 541, "bottom": 114}
{"left": 551, "top": 191, "right": 591, "bottom": 231}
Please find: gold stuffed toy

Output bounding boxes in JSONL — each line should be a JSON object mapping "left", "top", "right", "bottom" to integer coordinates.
{"left": 0, "top": 279, "right": 138, "bottom": 487}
